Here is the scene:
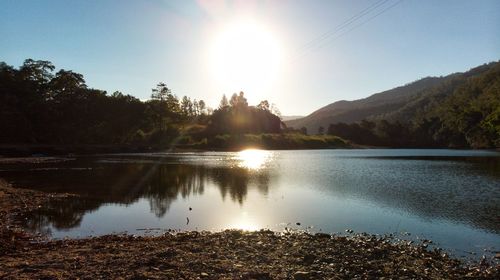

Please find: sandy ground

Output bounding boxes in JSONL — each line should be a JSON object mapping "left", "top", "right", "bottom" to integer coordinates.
{"left": 0, "top": 178, "right": 499, "bottom": 279}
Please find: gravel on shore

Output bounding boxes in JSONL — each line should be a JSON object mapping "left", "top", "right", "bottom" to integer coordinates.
{"left": 0, "top": 179, "right": 498, "bottom": 279}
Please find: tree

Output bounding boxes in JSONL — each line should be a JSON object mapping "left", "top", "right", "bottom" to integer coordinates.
{"left": 206, "top": 107, "right": 214, "bottom": 115}
{"left": 165, "top": 93, "right": 180, "bottom": 114}
{"left": 148, "top": 82, "right": 182, "bottom": 130}
{"left": 193, "top": 99, "right": 199, "bottom": 116}
{"left": 0, "top": 58, "right": 215, "bottom": 146}
{"left": 230, "top": 91, "right": 248, "bottom": 108}
{"left": 111, "top": 91, "right": 124, "bottom": 98}
{"left": 229, "top": 93, "right": 238, "bottom": 107}
{"left": 219, "top": 94, "right": 229, "bottom": 109}
{"left": 19, "top": 59, "right": 55, "bottom": 84}
{"left": 151, "top": 82, "right": 171, "bottom": 101}
{"left": 237, "top": 91, "right": 248, "bottom": 107}
{"left": 257, "top": 100, "right": 270, "bottom": 111}
{"left": 198, "top": 100, "right": 206, "bottom": 115}
{"left": 181, "top": 96, "right": 192, "bottom": 116}
{"left": 49, "top": 70, "right": 86, "bottom": 94}
{"left": 208, "top": 95, "right": 282, "bottom": 135}
{"left": 270, "top": 103, "right": 281, "bottom": 118}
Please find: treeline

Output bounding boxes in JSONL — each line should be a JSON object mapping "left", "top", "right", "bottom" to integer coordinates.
{"left": 326, "top": 120, "right": 440, "bottom": 147}
{"left": 10, "top": 58, "right": 496, "bottom": 150}
{"left": 1, "top": 59, "right": 348, "bottom": 151}
{"left": 325, "top": 62, "right": 500, "bottom": 148}
{"left": 0, "top": 59, "right": 211, "bottom": 146}
{"left": 207, "top": 92, "right": 282, "bottom": 135}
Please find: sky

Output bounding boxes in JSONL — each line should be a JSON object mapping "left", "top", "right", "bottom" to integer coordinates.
{"left": 1, "top": 0, "right": 499, "bottom": 115}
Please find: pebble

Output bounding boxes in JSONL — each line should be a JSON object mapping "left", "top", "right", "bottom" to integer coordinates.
{"left": 293, "top": 271, "right": 310, "bottom": 280}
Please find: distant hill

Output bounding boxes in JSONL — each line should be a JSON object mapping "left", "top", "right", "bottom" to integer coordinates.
{"left": 285, "top": 62, "right": 499, "bottom": 135}
{"left": 281, "top": 115, "right": 304, "bottom": 121}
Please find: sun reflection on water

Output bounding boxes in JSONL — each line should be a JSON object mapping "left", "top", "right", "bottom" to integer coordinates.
{"left": 236, "top": 149, "right": 272, "bottom": 170}
{"left": 227, "top": 212, "right": 260, "bottom": 231}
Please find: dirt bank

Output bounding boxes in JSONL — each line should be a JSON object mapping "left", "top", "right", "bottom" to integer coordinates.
{"left": 0, "top": 179, "right": 498, "bottom": 279}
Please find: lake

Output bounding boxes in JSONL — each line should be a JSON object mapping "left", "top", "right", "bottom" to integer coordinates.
{"left": 1, "top": 149, "right": 499, "bottom": 259}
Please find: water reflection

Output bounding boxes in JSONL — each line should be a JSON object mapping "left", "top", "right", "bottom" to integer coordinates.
{"left": 24, "top": 198, "right": 102, "bottom": 236}
{"left": 1, "top": 161, "right": 274, "bottom": 233}
{"left": 236, "top": 149, "right": 272, "bottom": 170}
{"left": 276, "top": 152, "right": 500, "bottom": 234}
{"left": 0, "top": 149, "right": 498, "bottom": 244}
{"left": 227, "top": 211, "right": 260, "bottom": 231}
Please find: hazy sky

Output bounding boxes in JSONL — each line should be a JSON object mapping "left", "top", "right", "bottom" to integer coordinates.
{"left": 1, "top": 0, "right": 499, "bottom": 115}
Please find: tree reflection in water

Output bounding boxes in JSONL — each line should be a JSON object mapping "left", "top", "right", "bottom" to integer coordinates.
{"left": 6, "top": 150, "right": 498, "bottom": 237}
{"left": 12, "top": 161, "right": 274, "bottom": 233}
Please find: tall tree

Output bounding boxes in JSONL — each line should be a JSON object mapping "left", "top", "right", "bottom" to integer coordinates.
{"left": 151, "top": 83, "right": 171, "bottom": 101}
{"left": 198, "top": 100, "right": 206, "bottom": 115}
{"left": 181, "top": 96, "right": 192, "bottom": 116}
{"left": 219, "top": 94, "right": 229, "bottom": 109}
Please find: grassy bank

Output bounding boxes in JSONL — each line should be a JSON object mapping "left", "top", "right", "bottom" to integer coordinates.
{"left": 0, "top": 133, "right": 351, "bottom": 156}
{"left": 182, "top": 133, "right": 351, "bottom": 151}
{"left": 0, "top": 178, "right": 498, "bottom": 279}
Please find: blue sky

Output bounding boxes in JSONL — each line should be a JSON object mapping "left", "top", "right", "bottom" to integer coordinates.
{"left": 1, "top": 0, "right": 499, "bottom": 115}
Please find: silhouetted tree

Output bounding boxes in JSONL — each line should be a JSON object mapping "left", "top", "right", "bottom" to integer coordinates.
{"left": 151, "top": 82, "right": 170, "bottom": 101}
{"left": 257, "top": 100, "right": 270, "bottom": 111}
{"left": 198, "top": 100, "right": 206, "bottom": 115}
{"left": 19, "top": 59, "right": 55, "bottom": 84}
{"left": 207, "top": 94, "right": 282, "bottom": 135}
{"left": 181, "top": 96, "right": 192, "bottom": 117}
{"left": 270, "top": 103, "right": 281, "bottom": 118}
{"left": 219, "top": 94, "right": 229, "bottom": 109}
{"left": 229, "top": 91, "right": 248, "bottom": 108}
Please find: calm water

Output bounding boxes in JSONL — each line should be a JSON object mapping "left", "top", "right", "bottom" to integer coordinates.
{"left": 1, "top": 149, "right": 499, "bottom": 259}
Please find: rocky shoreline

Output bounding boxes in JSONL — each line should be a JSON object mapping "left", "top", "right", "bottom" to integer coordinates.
{"left": 0, "top": 179, "right": 499, "bottom": 279}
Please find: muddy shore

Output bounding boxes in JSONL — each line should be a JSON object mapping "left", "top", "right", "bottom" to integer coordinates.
{"left": 0, "top": 178, "right": 498, "bottom": 279}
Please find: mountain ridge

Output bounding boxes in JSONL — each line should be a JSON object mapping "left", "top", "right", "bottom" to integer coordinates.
{"left": 284, "top": 62, "right": 498, "bottom": 134}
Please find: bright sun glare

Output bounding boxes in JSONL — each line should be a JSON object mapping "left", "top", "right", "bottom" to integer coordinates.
{"left": 209, "top": 20, "right": 283, "bottom": 96}
{"left": 228, "top": 211, "right": 260, "bottom": 231}
{"left": 237, "top": 149, "right": 271, "bottom": 170}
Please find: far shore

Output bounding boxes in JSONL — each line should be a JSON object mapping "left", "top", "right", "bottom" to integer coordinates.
{"left": 2, "top": 143, "right": 498, "bottom": 157}
{"left": 0, "top": 178, "right": 498, "bottom": 279}
{"left": 0, "top": 142, "right": 355, "bottom": 157}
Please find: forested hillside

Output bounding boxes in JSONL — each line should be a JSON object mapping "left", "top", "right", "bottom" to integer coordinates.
{"left": 287, "top": 62, "right": 500, "bottom": 148}
{"left": 286, "top": 76, "right": 446, "bottom": 131}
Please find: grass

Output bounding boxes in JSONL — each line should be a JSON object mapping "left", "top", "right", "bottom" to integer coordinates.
{"left": 180, "top": 133, "right": 351, "bottom": 150}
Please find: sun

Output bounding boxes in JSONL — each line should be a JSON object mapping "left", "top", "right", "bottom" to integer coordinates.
{"left": 208, "top": 19, "right": 283, "bottom": 97}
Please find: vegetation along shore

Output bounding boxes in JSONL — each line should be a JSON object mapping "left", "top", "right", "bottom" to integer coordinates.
{"left": 1, "top": 60, "right": 499, "bottom": 155}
